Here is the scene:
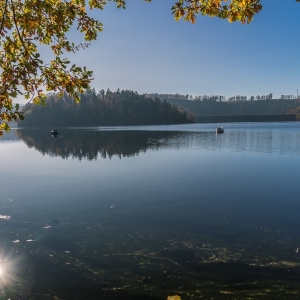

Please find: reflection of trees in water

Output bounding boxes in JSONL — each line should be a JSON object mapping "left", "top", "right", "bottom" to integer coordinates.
{"left": 16, "top": 129, "right": 201, "bottom": 160}
{"left": 221, "top": 131, "right": 300, "bottom": 155}
{"left": 16, "top": 128, "right": 300, "bottom": 160}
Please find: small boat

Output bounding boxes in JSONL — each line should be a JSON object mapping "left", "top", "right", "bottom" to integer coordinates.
{"left": 216, "top": 126, "right": 224, "bottom": 134}
{"left": 51, "top": 129, "right": 59, "bottom": 136}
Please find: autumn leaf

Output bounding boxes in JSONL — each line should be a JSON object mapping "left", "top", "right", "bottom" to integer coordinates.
{"left": 167, "top": 296, "right": 181, "bottom": 300}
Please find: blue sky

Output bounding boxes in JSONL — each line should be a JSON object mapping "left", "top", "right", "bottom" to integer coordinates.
{"left": 29, "top": 1, "right": 300, "bottom": 101}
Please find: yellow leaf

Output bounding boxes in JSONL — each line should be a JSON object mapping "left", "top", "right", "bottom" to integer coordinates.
{"left": 167, "top": 296, "right": 181, "bottom": 300}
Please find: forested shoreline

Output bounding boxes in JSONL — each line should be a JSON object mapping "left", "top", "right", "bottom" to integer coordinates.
{"left": 19, "top": 89, "right": 195, "bottom": 127}
{"left": 288, "top": 106, "right": 300, "bottom": 120}
{"left": 165, "top": 98, "right": 300, "bottom": 117}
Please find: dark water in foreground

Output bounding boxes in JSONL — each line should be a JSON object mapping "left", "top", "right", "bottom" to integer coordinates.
{"left": 1, "top": 122, "right": 300, "bottom": 299}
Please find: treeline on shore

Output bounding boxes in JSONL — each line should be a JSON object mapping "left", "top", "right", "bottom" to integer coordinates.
{"left": 166, "top": 98, "right": 300, "bottom": 117}
{"left": 288, "top": 106, "right": 300, "bottom": 120}
{"left": 195, "top": 114, "right": 297, "bottom": 123}
{"left": 19, "top": 89, "right": 195, "bottom": 127}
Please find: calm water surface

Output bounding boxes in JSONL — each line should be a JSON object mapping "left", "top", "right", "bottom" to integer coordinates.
{"left": 0, "top": 122, "right": 300, "bottom": 299}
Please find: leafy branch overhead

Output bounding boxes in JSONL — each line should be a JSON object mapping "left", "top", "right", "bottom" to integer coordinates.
{"left": 172, "top": 0, "right": 262, "bottom": 24}
{"left": 0, "top": 0, "right": 265, "bottom": 135}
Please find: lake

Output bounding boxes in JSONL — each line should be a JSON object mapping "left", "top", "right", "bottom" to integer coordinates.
{"left": 1, "top": 122, "right": 300, "bottom": 299}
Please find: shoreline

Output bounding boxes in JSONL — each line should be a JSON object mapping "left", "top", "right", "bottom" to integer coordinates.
{"left": 195, "top": 114, "right": 297, "bottom": 123}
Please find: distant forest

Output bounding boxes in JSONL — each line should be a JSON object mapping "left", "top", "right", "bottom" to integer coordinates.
{"left": 19, "top": 89, "right": 195, "bottom": 127}
{"left": 288, "top": 106, "right": 300, "bottom": 120}
{"left": 164, "top": 98, "right": 300, "bottom": 117}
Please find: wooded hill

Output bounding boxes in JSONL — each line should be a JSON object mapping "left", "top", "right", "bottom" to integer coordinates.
{"left": 166, "top": 98, "right": 300, "bottom": 117}
{"left": 19, "top": 89, "right": 195, "bottom": 127}
{"left": 288, "top": 106, "right": 300, "bottom": 120}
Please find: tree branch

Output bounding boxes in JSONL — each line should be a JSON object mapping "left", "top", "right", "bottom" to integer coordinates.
{"left": 0, "top": 0, "right": 9, "bottom": 33}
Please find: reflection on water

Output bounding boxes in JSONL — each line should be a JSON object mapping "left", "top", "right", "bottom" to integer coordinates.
{"left": 224, "top": 130, "right": 300, "bottom": 155}
{"left": 17, "top": 128, "right": 197, "bottom": 160}
{"left": 16, "top": 124, "right": 300, "bottom": 160}
{"left": 1, "top": 123, "right": 300, "bottom": 299}
{"left": 0, "top": 129, "right": 19, "bottom": 143}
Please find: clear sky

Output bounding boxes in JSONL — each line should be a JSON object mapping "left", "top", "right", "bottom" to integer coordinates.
{"left": 22, "top": 0, "right": 300, "bottom": 102}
